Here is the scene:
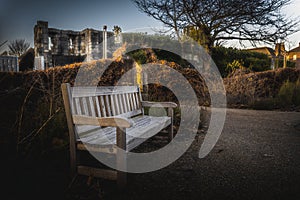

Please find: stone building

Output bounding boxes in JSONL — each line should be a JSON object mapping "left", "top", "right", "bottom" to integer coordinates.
{"left": 34, "top": 21, "right": 116, "bottom": 69}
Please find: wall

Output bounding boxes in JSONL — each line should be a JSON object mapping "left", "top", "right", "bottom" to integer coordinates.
{"left": 34, "top": 21, "right": 115, "bottom": 69}
{"left": 0, "top": 56, "right": 19, "bottom": 72}
{"left": 287, "top": 43, "right": 300, "bottom": 68}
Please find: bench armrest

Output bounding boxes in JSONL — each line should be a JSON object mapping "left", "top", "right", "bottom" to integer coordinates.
{"left": 141, "top": 101, "right": 177, "bottom": 108}
{"left": 72, "top": 115, "right": 133, "bottom": 128}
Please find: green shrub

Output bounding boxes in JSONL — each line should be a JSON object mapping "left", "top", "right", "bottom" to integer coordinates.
{"left": 211, "top": 46, "right": 271, "bottom": 77}
{"left": 293, "top": 79, "right": 300, "bottom": 106}
{"left": 126, "top": 49, "right": 147, "bottom": 64}
{"left": 277, "top": 60, "right": 296, "bottom": 68}
{"left": 225, "top": 60, "right": 244, "bottom": 74}
{"left": 277, "top": 79, "right": 300, "bottom": 107}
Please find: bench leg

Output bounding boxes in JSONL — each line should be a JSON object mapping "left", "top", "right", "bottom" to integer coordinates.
{"left": 68, "top": 174, "right": 78, "bottom": 189}
{"left": 70, "top": 142, "right": 77, "bottom": 178}
{"left": 61, "top": 83, "right": 78, "bottom": 179}
{"left": 117, "top": 169, "right": 127, "bottom": 189}
{"left": 116, "top": 127, "right": 127, "bottom": 189}
{"left": 168, "top": 107, "right": 174, "bottom": 141}
{"left": 68, "top": 147, "right": 77, "bottom": 190}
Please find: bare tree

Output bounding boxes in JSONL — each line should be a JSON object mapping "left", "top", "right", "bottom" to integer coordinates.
{"left": 0, "top": 40, "right": 8, "bottom": 55}
{"left": 132, "top": 0, "right": 299, "bottom": 53}
{"left": 8, "top": 39, "right": 30, "bottom": 57}
{"left": 0, "top": 40, "right": 7, "bottom": 48}
{"left": 132, "top": 0, "right": 187, "bottom": 40}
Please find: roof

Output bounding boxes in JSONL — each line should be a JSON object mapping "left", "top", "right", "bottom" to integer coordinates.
{"left": 247, "top": 47, "right": 275, "bottom": 56}
{"left": 289, "top": 46, "right": 300, "bottom": 53}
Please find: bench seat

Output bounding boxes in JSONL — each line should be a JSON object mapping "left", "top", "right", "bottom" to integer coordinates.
{"left": 76, "top": 115, "right": 171, "bottom": 151}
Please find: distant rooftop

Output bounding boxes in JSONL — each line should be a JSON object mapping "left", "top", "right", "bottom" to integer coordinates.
{"left": 289, "top": 43, "right": 300, "bottom": 53}
{"left": 247, "top": 47, "right": 275, "bottom": 57}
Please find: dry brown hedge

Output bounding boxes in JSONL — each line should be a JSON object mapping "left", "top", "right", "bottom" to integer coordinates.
{"left": 224, "top": 68, "right": 300, "bottom": 107}
{"left": 0, "top": 58, "right": 299, "bottom": 156}
{"left": 0, "top": 58, "right": 207, "bottom": 155}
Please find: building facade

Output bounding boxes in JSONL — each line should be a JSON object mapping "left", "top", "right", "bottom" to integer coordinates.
{"left": 0, "top": 56, "right": 19, "bottom": 72}
{"left": 248, "top": 43, "right": 288, "bottom": 69}
{"left": 34, "top": 21, "right": 116, "bottom": 69}
{"left": 287, "top": 43, "right": 300, "bottom": 68}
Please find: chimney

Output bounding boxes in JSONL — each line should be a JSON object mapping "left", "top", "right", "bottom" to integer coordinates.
{"left": 275, "top": 43, "right": 280, "bottom": 57}
{"left": 280, "top": 42, "right": 285, "bottom": 52}
{"left": 103, "top": 25, "right": 107, "bottom": 59}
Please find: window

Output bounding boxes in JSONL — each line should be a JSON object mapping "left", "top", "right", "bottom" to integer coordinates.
{"left": 48, "top": 37, "right": 53, "bottom": 50}
{"left": 293, "top": 55, "right": 297, "bottom": 61}
{"left": 69, "top": 38, "right": 73, "bottom": 50}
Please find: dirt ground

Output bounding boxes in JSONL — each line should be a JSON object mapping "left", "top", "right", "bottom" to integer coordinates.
{"left": 2, "top": 109, "right": 300, "bottom": 200}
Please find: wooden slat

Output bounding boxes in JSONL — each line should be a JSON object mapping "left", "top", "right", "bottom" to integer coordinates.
{"left": 138, "top": 89, "right": 143, "bottom": 109}
{"left": 72, "top": 86, "right": 139, "bottom": 97}
{"left": 118, "top": 94, "right": 124, "bottom": 114}
{"left": 110, "top": 95, "right": 116, "bottom": 116}
{"left": 138, "top": 88, "right": 144, "bottom": 115}
{"left": 128, "top": 93, "right": 132, "bottom": 110}
{"left": 88, "top": 97, "right": 96, "bottom": 117}
{"left": 121, "top": 94, "right": 128, "bottom": 113}
{"left": 117, "top": 109, "right": 142, "bottom": 118}
{"left": 77, "top": 143, "right": 116, "bottom": 154}
{"left": 105, "top": 95, "right": 112, "bottom": 117}
{"left": 113, "top": 94, "right": 120, "bottom": 115}
{"left": 81, "top": 97, "right": 89, "bottom": 115}
{"left": 73, "top": 115, "right": 133, "bottom": 128}
{"left": 74, "top": 98, "right": 82, "bottom": 115}
{"left": 127, "top": 93, "right": 134, "bottom": 110}
{"left": 99, "top": 96, "right": 107, "bottom": 117}
{"left": 124, "top": 94, "right": 129, "bottom": 111}
{"left": 132, "top": 93, "right": 137, "bottom": 110}
{"left": 72, "top": 98, "right": 77, "bottom": 115}
{"left": 134, "top": 93, "right": 140, "bottom": 109}
{"left": 141, "top": 101, "right": 177, "bottom": 108}
{"left": 128, "top": 93, "right": 135, "bottom": 110}
{"left": 126, "top": 116, "right": 171, "bottom": 151}
{"left": 120, "top": 94, "right": 127, "bottom": 113}
{"left": 77, "top": 166, "right": 117, "bottom": 180}
{"left": 77, "top": 126, "right": 116, "bottom": 144}
{"left": 122, "top": 94, "right": 127, "bottom": 113}
{"left": 76, "top": 125, "right": 102, "bottom": 137}
{"left": 79, "top": 98, "right": 84, "bottom": 115}
{"left": 130, "top": 93, "right": 135, "bottom": 110}
{"left": 94, "top": 96, "right": 101, "bottom": 117}
{"left": 125, "top": 93, "right": 131, "bottom": 111}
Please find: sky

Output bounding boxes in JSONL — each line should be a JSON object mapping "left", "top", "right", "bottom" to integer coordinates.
{"left": 0, "top": 0, "right": 163, "bottom": 50}
{"left": 0, "top": 0, "right": 300, "bottom": 52}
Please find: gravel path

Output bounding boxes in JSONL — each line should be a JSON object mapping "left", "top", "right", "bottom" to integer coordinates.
{"left": 4, "top": 109, "right": 300, "bottom": 200}
{"left": 106, "top": 109, "right": 300, "bottom": 200}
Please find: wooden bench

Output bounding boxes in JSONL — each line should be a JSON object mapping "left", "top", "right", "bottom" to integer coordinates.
{"left": 61, "top": 83, "right": 177, "bottom": 188}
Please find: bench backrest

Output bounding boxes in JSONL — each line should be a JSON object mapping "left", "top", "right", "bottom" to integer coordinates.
{"left": 62, "top": 84, "right": 143, "bottom": 119}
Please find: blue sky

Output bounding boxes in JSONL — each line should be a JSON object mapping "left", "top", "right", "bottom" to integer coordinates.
{"left": 0, "top": 0, "right": 163, "bottom": 49}
{"left": 0, "top": 0, "right": 299, "bottom": 51}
